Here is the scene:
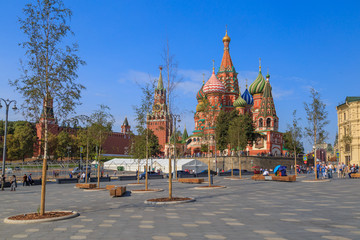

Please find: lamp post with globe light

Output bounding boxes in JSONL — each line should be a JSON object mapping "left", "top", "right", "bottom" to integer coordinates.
{"left": 0, "top": 98, "right": 17, "bottom": 176}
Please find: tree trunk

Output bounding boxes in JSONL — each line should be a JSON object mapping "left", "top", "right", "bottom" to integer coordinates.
{"left": 40, "top": 112, "right": 48, "bottom": 215}
{"left": 145, "top": 128, "right": 148, "bottom": 191}
{"left": 85, "top": 137, "right": 89, "bottom": 184}
{"left": 294, "top": 148, "right": 297, "bottom": 176}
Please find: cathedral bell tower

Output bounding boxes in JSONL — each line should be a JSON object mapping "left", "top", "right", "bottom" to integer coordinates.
{"left": 147, "top": 67, "right": 172, "bottom": 153}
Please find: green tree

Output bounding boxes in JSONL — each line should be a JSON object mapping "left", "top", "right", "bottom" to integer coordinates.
{"left": 88, "top": 105, "right": 114, "bottom": 187}
{"left": 55, "top": 131, "right": 71, "bottom": 160}
{"left": 228, "top": 113, "right": 257, "bottom": 177}
{"left": 216, "top": 110, "right": 240, "bottom": 154}
{"left": 304, "top": 88, "right": 329, "bottom": 179}
{"left": 285, "top": 110, "right": 303, "bottom": 175}
{"left": 11, "top": 0, "right": 85, "bottom": 215}
{"left": 130, "top": 129, "right": 160, "bottom": 159}
{"left": 7, "top": 122, "right": 36, "bottom": 162}
{"left": 283, "top": 132, "right": 304, "bottom": 154}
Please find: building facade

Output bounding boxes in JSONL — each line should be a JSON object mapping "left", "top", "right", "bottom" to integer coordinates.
{"left": 35, "top": 97, "right": 132, "bottom": 157}
{"left": 187, "top": 30, "right": 283, "bottom": 156}
{"left": 336, "top": 97, "right": 360, "bottom": 165}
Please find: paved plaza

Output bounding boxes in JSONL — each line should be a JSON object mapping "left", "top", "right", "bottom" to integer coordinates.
{"left": 0, "top": 175, "right": 359, "bottom": 240}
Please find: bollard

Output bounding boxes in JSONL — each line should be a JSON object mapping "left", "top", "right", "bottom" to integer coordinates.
{"left": 210, "top": 175, "right": 213, "bottom": 185}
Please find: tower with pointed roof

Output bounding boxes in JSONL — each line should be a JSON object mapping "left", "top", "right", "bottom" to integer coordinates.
{"left": 147, "top": 66, "right": 172, "bottom": 153}
{"left": 216, "top": 29, "right": 239, "bottom": 112}
{"left": 121, "top": 117, "right": 131, "bottom": 134}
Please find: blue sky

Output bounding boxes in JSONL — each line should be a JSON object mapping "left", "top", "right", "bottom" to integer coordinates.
{"left": 0, "top": 0, "right": 359, "bottom": 151}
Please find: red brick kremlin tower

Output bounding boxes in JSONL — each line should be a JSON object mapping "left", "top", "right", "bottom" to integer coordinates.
{"left": 147, "top": 67, "right": 172, "bottom": 153}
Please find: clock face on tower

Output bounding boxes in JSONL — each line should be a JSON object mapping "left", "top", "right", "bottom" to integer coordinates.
{"left": 154, "top": 103, "right": 161, "bottom": 112}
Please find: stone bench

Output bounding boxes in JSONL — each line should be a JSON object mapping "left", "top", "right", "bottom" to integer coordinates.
{"left": 56, "top": 178, "right": 79, "bottom": 184}
{"left": 178, "top": 178, "right": 204, "bottom": 184}
{"left": 109, "top": 186, "right": 126, "bottom": 197}
{"left": 252, "top": 175, "right": 296, "bottom": 182}
{"left": 76, "top": 183, "right": 97, "bottom": 189}
{"left": 118, "top": 176, "right": 138, "bottom": 181}
{"left": 89, "top": 177, "right": 111, "bottom": 182}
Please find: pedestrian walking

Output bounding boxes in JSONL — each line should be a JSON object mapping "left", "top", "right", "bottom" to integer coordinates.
{"left": 80, "top": 172, "right": 85, "bottom": 183}
{"left": 10, "top": 175, "right": 17, "bottom": 191}
{"left": 1, "top": 174, "right": 5, "bottom": 191}
{"left": 23, "top": 174, "right": 29, "bottom": 186}
{"left": 28, "top": 174, "right": 34, "bottom": 185}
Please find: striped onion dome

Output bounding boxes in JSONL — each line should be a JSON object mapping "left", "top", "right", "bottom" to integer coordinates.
{"left": 249, "top": 70, "right": 266, "bottom": 95}
{"left": 233, "top": 95, "right": 246, "bottom": 108}
{"left": 241, "top": 88, "right": 253, "bottom": 105}
{"left": 203, "top": 70, "right": 225, "bottom": 94}
{"left": 196, "top": 84, "right": 205, "bottom": 101}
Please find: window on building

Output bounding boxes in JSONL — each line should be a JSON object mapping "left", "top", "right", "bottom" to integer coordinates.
{"left": 259, "top": 118, "right": 263, "bottom": 127}
{"left": 266, "top": 118, "right": 271, "bottom": 127}
{"left": 344, "top": 112, "right": 346, "bottom": 121}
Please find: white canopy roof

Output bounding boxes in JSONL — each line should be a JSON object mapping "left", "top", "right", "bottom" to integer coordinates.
{"left": 103, "top": 158, "right": 208, "bottom": 173}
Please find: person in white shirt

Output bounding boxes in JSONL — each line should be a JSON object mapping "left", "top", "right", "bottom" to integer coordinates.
{"left": 263, "top": 169, "right": 269, "bottom": 176}
{"left": 80, "top": 172, "right": 86, "bottom": 183}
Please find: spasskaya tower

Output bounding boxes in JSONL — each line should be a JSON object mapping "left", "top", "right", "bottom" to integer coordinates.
{"left": 147, "top": 67, "right": 172, "bottom": 153}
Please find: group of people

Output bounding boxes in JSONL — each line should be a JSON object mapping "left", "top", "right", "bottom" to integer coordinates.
{"left": 315, "top": 162, "right": 359, "bottom": 179}
{"left": 336, "top": 163, "right": 359, "bottom": 178}
{"left": 0, "top": 173, "right": 36, "bottom": 192}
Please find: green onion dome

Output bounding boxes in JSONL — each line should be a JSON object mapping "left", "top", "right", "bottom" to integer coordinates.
{"left": 249, "top": 70, "right": 266, "bottom": 95}
{"left": 233, "top": 95, "right": 247, "bottom": 108}
{"left": 196, "top": 84, "right": 205, "bottom": 101}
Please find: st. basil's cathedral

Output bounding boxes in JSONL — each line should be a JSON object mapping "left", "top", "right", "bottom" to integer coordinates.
{"left": 148, "top": 30, "right": 284, "bottom": 157}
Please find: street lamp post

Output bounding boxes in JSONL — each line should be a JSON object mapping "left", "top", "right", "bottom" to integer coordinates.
{"left": 0, "top": 98, "right": 17, "bottom": 176}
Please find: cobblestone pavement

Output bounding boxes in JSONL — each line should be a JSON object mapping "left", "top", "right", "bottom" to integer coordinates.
{"left": 0, "top": 174, "right": 359, "bottom": 240}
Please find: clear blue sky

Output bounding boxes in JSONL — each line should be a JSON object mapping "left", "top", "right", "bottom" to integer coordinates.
{"left": 1, "top": 0, "right": 359, "bottom": 152}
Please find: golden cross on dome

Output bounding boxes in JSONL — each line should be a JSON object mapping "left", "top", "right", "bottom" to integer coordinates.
{"left": 259, "top": 57, "right": 261, "bottom": 72}
{"left": 245, "top": 78, "right": 248, "bottom": 89}
{"left": 202, "top": 73, "right": 205, "bottom": 84}
{"left": 212, "top": 59, "right": 215, "bottom": 72}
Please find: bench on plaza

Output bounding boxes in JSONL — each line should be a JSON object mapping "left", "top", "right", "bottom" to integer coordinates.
{"left": 0, "top": 182, "right": 11, "bottom": 188}
{"left": 56, "top": 178, "right": 79, "bottom": 184}
{"left": 118, "top": 176, "right": 138, "bottom": 181}
{"left": 105, "top": 185, "right": 121, "bottom": 190}
{"left": 178, "top": 178, "right": 204, "bottom": 184}
{"left": 89, "top": 177, "right": 111, "bottom": 182}
{"left": 109, "top": 186, "right": 127, "bottom": 197}
{"left": 76, "top": 183, "right": 97, "bottom": 189}
{"left": 252, "top": 174, "right": 296, "bottom": 182}
{"left": 350, "top": 173, "right": 360, "bottom": 178}
{"left": 148, "top": 175, "right": 164, "bottom": 179}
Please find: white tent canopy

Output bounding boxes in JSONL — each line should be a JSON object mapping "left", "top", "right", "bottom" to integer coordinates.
{"left": 103, "top": 158, "right": 208, "bottom": 173}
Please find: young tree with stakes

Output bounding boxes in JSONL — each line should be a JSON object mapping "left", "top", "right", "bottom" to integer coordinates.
{"left": 132, "top": 76, "right": 156, "bottom": 189}
{"left": 10, "top": 0, "right": 85, "bottom": 215}
{"left": 304, "top": 88, "right": 329, "bottom": 180}
{"left": 285, "top": 110, "right": 303, "bottom": 176}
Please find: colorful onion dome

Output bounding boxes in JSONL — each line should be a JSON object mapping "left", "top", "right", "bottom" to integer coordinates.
{"left": 203, "top": 68, "right": 225, "bottom": 95}
{"left": 241, "top": 88, "right": 253, "bottom": 105}
{"left": 233, "top": 95, "right": 246, "bottom": 108}
{"left": 249, "top": 60, "right": 266, "bottom": 95}
{"left": 196, "top": 84, "right": 205, "bottom": 101}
